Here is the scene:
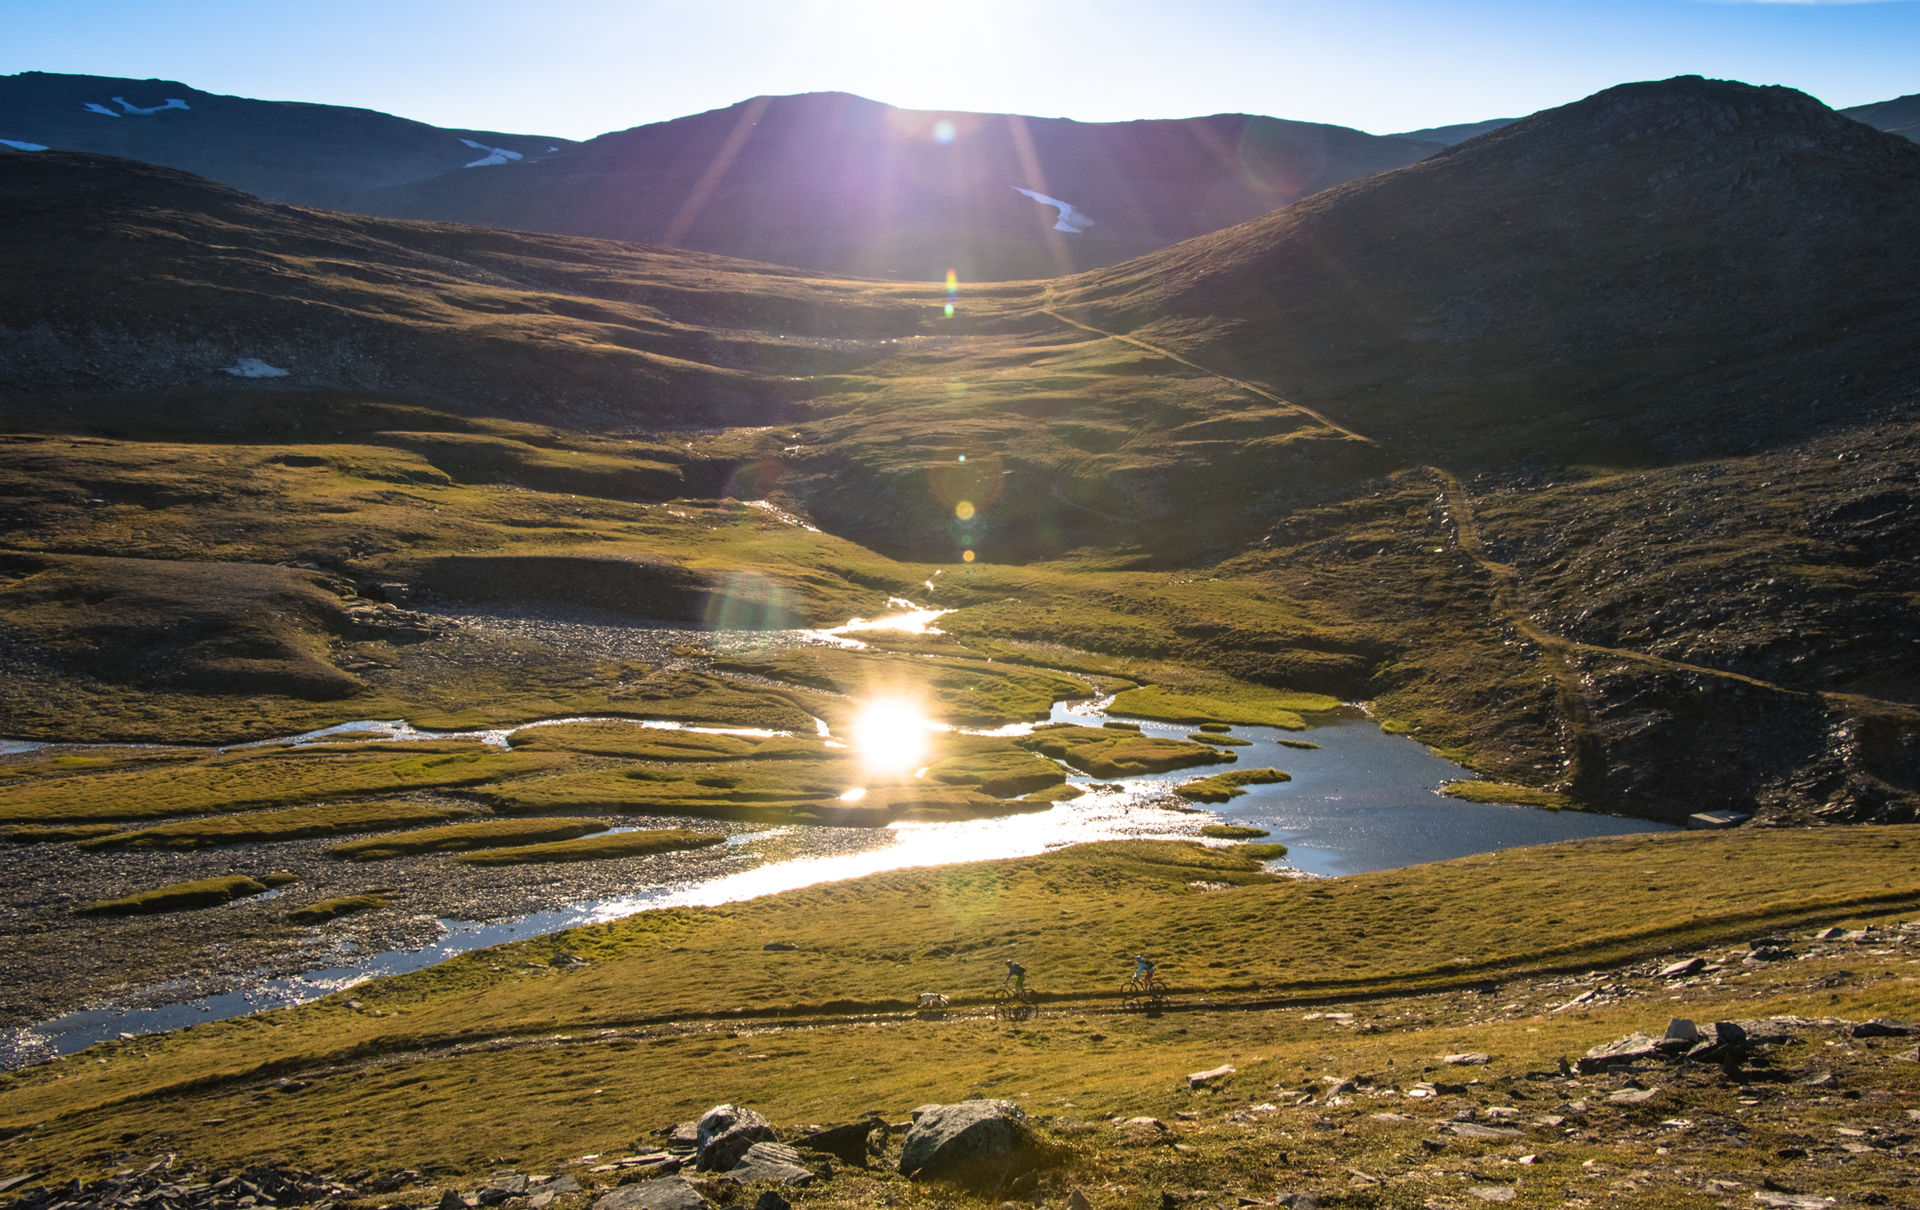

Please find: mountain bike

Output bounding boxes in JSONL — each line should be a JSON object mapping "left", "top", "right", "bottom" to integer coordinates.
{"left": 1121, "top": 974, "right": 1172, "bottom": 1012}
{"left": 993, "top": 984, "right": 1040, "bottom": 1021}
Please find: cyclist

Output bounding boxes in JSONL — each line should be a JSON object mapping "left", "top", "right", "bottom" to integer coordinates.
{"left": 1004, "top": 958, "right": 1027, "bottom": 992}
{"left": 1132, "top": 954, "right": 1157, "bottom": 991}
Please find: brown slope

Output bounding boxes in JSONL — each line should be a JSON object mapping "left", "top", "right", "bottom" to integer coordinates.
{"left": 1054, "top": 75, "right": 1920, "bottom": 470}
{"left": 0, "top": 150, "right": 931, "bottom": 428}
{"left": 351, "top": 91, "right": 1439, "bottom": 281}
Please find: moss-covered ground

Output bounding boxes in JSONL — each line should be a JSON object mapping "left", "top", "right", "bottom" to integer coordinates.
{"left": 1, "top": 827, "right": 1915, "bottom": 1207}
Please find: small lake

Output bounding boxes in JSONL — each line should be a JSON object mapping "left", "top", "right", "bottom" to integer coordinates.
{"left": 2, "top": 694, "right": 1670, "bottom": 1065}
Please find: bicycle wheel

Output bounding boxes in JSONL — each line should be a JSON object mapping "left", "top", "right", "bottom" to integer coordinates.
{"left": 1120, "top": 976, "right": 1144, "bottom": 1012}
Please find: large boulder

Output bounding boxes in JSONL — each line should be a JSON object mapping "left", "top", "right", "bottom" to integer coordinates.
{"left": 695, "top": 1104, "right": 775, "bottom": 1172}
{"left": 898, "top": 1100, "right": 1035, "bottom": 1189}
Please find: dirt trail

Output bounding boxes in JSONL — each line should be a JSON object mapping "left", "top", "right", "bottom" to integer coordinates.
{"left": 61, "top": 886, "right": 1920, "bottom": 1116}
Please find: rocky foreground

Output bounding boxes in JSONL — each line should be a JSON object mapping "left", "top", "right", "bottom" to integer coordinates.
{"left": 6, "top": 937, "right": 1918, "bottom": 1210}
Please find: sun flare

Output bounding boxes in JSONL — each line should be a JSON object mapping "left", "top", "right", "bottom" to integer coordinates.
{"left": 848, "top": 697, "right": 935, "bottom": 781}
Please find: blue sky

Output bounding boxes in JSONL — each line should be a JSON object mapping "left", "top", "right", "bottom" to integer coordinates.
{"left": 3, "top": 0, "right": 1916, "bottom": 139}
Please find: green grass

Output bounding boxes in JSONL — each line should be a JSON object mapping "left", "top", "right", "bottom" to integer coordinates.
{"left": 8, "top": 826, "right": 1919, "bottom": 1191}
{"left": 1440, "top": 780, "right": 1574, "bottom": 809}
{"left": 1107, "top": 684, "right": 1340, "bottom": 730}
{"left": 1187, "top": 732, "right": 1250, "bottom": 746}
{"left": 79, "top": 801, "right": 478, "bottom": 850}
{"left": 328, "top": 818, "right": 610, "bottom": 861}
{"left": 0, "top": 744, "right": 563, "bottom": 825}
{"left": 288, "top": 894, "right": 392, "bottom": 925}
{"left": 1016, "top": 725, "right": 1232, "bottom": 777}
{"left": 76, "top": 874, "right": 273, "bottom": 917}
{"left": 1197, "top": 824, "right": 1271, "bottom": 839}
{"left": 453, "top": 829, "right": 726, "bottom": 866}
{"left": 476, "top": 763, "right": 1018, "bottom": 827}
{"left": 921, "top": 735, "right": 1069, "bottom": 797}
{"left": 1173, "top": 767, "right": 1293, "bottom": 802}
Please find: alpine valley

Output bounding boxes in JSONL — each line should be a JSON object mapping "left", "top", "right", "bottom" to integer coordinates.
{"left": 0, "top": 70, "right": 1917, "bottom": 1210}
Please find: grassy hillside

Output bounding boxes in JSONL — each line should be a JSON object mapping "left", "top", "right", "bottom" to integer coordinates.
{"left": 1, "top": 828, "right": 1915, "bottom": 1205}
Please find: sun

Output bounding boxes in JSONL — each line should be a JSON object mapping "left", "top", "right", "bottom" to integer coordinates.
{"left": 848, "top": 696, "right": 934, "bottom": 781}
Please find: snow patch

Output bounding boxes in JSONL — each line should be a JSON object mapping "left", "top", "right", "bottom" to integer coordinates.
{"left": 113, "top": 96, "right": 189, "bottom": 115}
{"left": 84, "top": 97, "right": 190, "bottom": 117}
{"left": 1012, "top": 186, "right": 1093, "bottom": 233}
{"left": 223, "top": 358, "right": 290, "bottom": 379}
{"left": 0, "top": 139, "right": 48, "bottom": 151}
{"left": 458, "top": 137, "right": 523, "bottom": 167}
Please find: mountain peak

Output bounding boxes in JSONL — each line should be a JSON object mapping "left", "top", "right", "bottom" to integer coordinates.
{"left": 1448, "top": 75, "right": 1879, "bottom": 164}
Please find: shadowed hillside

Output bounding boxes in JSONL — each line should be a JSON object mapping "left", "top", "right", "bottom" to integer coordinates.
{"left": 350, "top": 91, "right": 1440, "bottom": 281}
{"left": 0, "top": 71, "right": 573, "bottom": 208}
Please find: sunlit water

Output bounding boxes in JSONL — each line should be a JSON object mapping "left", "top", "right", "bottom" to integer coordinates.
{"left": 0, "top": 611, "right": 1671, "bottom": 1064}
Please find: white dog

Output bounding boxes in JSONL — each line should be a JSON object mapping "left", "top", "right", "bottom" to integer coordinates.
{"left": 917, "top": 992, "right": 950, "bottom": 1011}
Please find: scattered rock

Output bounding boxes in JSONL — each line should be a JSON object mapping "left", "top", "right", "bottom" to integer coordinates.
{"left": 1752, "top": 1194, "right": 1834, "bottom": 1209}
{"left": 795, "top": 1119, "right": 881, "bottom": 1165}
{"left": 1445, "top": 1122, "right": 1522, "bottom": 1140}
{"left": 694, "top": 1104, "right": 775, "bottom": 1171}
{"left": 1468, "top": 1186, "right": 1516, "bottom": 1203}
{"left": 723, "top": 1143, "right": 814, "bottom": 1187}
{"left": 1664, "top": 1018, "right": 1702, "bottom": 1045}
{"left": 477, "top": 1174, "right": 530, "bottom": 1205}
{"left": 1659, "top": 957, "right": 1706, "bottom": 978}
{"left": 440, "top": 1189, "right": 475, "bottom": 1210}
{"left": 661, "top": 1122, "right": 700, "bottom": 1149}
{"left": 762, "top": 942, "right": 799, "bottom": 951}
{"left": 751, "top": 1194, "right": 791, "bottom": 1210}
{"left": 1443, "top": 1053, "right": 1491, "bottom": 1065}
{"left": 1577, "top": 1033, "right": 1661, "bottom": 1074}
{"left": 593, "top": 1176, "right": 712, "bottom": 1210}
{"left": 898, "top": 1100, "right": 1034, "bottom": 1189}
{"left": 1851, "top": 1018, "right": 1917, "bottom": 1038}
{"left": 1746, "top": 945, "right": 1794, "bottom": 963}
{"left": 1607, "top": 1087, "right": 1661, "bottom": 1104}
{"left": 1188, "top": 1064, "right": 1236, "bottom": 1088}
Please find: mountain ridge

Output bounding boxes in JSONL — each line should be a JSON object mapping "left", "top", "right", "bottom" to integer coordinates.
{"left": 0, "top": 70, "right": 574, "bottom": 208}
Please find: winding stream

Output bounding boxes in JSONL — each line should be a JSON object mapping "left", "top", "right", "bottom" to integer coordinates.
{"left": 3, "top": 692, "right": 1669, "bottom": 1065}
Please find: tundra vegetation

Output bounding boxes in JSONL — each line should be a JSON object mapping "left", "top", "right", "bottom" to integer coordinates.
{"left": 2, "top": 77, "right": 1918, "bottom": 1207}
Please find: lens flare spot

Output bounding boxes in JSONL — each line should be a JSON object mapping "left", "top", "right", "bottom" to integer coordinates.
{"left": 955, "top": 500, "right": 975, "bottom": 521}
{"left": 944, "top": 303, "right": 954, "bottom": 317}
{"left": 932, "top": 119, "right": 956, "bottom": 145}
{"left": 839, "top": 787, "right": 868, "bottom": 803}
{"left": 850, "top": 698, "right": 933, "bottom": 780}
{"left": 962, "top": 549, "right": 976, "bottom": 563}
{"left": 945, "top": 270, "right": 958, "bottom": 291}
{"left": 957, "top": 454, "right": 967, "bottom": 462}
